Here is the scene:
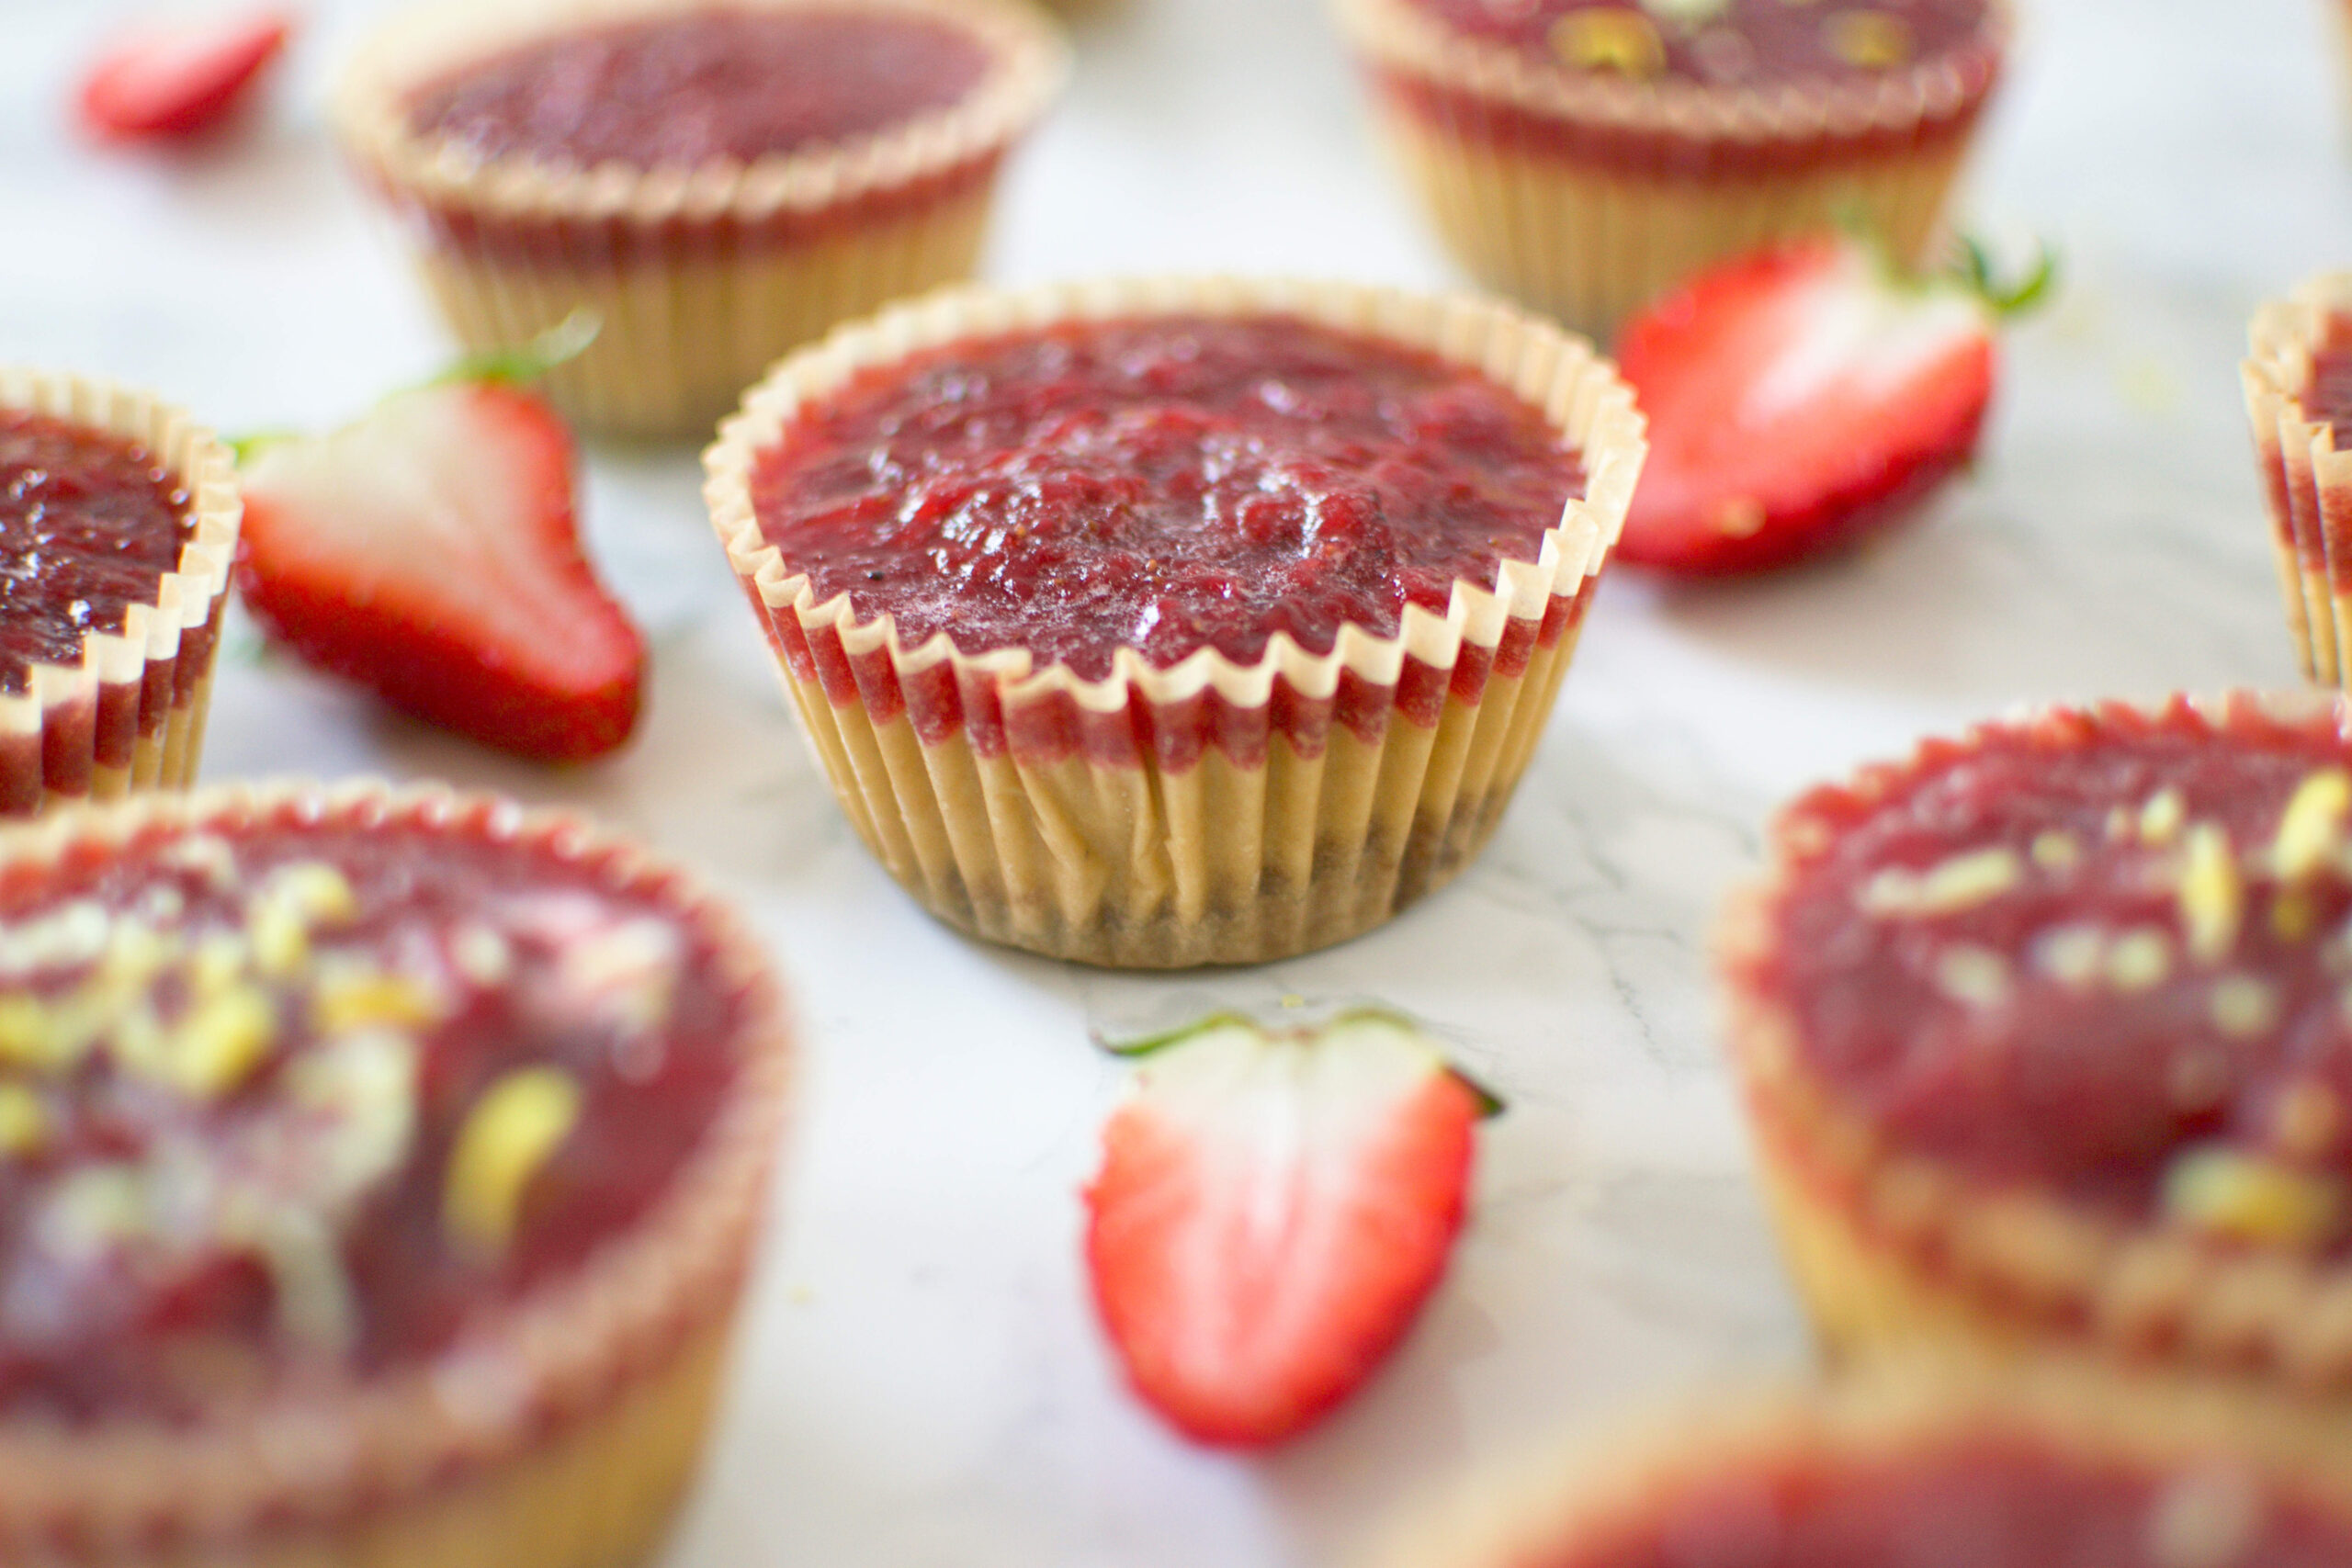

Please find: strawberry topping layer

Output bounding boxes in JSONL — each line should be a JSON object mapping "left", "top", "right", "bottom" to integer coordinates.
{"left": 403, "top": 8, "right": 993, "bottom": 169}
{"left": 1411, "top": 0, "right": 1989, "bottom": 86}
{"left": 0, "top": 805, "right": 747, "bottom": 1422}
{"left": 0, "top": 414, "right": 193, "bottom": 698}
{"left": 1752, "top": 703, "right": 2352, "bottom": 1253}
{"left": 749, "top": 314, "right": 1586, "bottom": 681}
{"left": 1545, "top": 1435, "right": 2352, "bottom": 1566}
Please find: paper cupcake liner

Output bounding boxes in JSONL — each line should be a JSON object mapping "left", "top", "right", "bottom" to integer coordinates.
{"left": 707, "top": 276, "right": 1645, "bottom": 968}
{"left": 2244, "top": 279, "right": 2352, "bottom": 688}
{"left": 1333, "top": 0, "right": 2007, "bottom": 338}
{"left": 1357, "top": 1359, "right": 2352, "bottom": 1568}
{"left": 334, "top": 0, "right": 1069, "bottom": 440}
{"left": 1721, "top": 691, "right": 2352, "bottom": 1391}
{"left": 0, "top": 369, "right": 239, "bottom": 822}
{"left": 0, "top": 780, "right": 795, "bottom": 1566}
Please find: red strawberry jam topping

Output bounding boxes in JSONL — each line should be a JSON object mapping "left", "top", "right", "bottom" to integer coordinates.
{"left": 1548, "top": 1435, "right": 2352, "bottom": 1566}
{"left": 0, "top": 413, "right": 193, "bottom": 699}
{"left": 1411, "top": 0, "right": 1990, "bottom": 86}
{"left": 0, "top": 805, "right": 749, "bottom": 1421}
{"left": 402, "top": 8, "right": 993, "bottom": 169}
{"left": 749, "top": 314, "right": 1587, "bottom": 682}
{"left": 1759, "top": 703, "right": 2352, "bottom": 1254}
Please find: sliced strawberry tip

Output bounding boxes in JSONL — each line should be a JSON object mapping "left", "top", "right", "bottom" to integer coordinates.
{"left": 1084, "top": 1010, "right": 1480, "bottom": 1448}
{"left": 1613, "top": 235, "right": 2003, "bottom": 577}
{"left": 78, "top": 9, "right": 293, "bottom": 143}
{"left": 236, "top": 380, "right": 646, "bottom": 764}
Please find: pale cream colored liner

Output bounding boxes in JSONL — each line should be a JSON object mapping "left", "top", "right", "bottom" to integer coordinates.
{"left": 335, "top": 0, "right": 1069, "bottom": 440}
{"left": 1723, "top": 690, "right": 2352, "bottom": 1389}
{"left": 1332, "top": 0, "right": 2008, "bottom": 338}
{"left": 1359, "top": 1359, "right": 2352, "bottom": 1568}
{"left": 708, "top": 276, "right": 1645, "bottom": 967}
{"left": 0, "top": 780, "right": 794, "bottom": 1567}
{"left": 2245, "top": 278, "right": 2352, "bottom": 688}
{"left": 0, "top": 369, "right": 239, "bottom": 818}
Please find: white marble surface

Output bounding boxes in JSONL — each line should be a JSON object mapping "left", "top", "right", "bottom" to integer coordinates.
{"left": 0, "top": 0, "right": 2345, "bottom": 1560}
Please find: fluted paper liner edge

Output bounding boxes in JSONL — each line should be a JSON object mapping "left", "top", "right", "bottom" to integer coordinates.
{"left": 705, "top": 276, "right": 1645, "bottom": 966}
{"left": 0, "top": 780, "right": 795, "bottom": 1564}
{"left": 0, "top": 368, "right": 240, "bottom": 815}
{"left": 2245, "top": 277, "right": 2352, "bottom": 690}
{"left": 1721, "top": 690, "right": 2352, "bottom": 1389}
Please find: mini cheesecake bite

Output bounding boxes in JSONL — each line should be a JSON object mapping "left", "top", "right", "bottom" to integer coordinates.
{"left": 1335, "top": 0, "right": 2007, "bottom": 336}
{"left": 709, "top": 278, "right": 1645, "bottom": 967}
{"left": 336, "top": 0, "right": 1068, "bottom": 438}
{"left": 1362, "top": 1369, "right": 2352, "bottom": 1568}
{"left": 0, "top": 783, "right": 790, "bottom": 1568}
{"left": 0, "top": 373, "right": 237, "bottom": 820}
{"left": 1725, "top": 694, "right": 2352, "bottom": 1383}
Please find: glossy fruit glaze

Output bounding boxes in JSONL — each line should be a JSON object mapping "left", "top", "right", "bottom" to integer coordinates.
{"left": 750, "top": 313, "right": 1587, "bottom": 682}
{"left": 0, "top": 805, "right": 748, "bottom": 1422}
{"left": 0, "top": 413, "right": 192, "bottom": 699}
{"left": 402, "top": 7, "right": 992, "bottom": 169}
{"left": 1546, "top": 1435, "right": 2352, "bottom": 1567}
{"left": 1755, "top": 702, "right": 2352, "bottom": 1251}
{"left": 1412, "top": 0, "right": 1990, "bottom": 86}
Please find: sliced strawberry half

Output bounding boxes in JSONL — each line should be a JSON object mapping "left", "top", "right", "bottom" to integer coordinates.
{"left": 237, "top": 379, "right": 645, "bottom": 763}
{"left": 78, "top": 9, "right": 293, "bottom": 142}
{"left": 1614, "top": 235, "right": 2051, "bottom": 576}
{"left": 1084, "top": 1010, "right": 1490, "bottom": 1448}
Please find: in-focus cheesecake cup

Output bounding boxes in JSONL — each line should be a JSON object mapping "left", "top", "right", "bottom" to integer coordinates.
{"left": 1334, "top": 0, "right": 2008, "bottom": 339}
{"left": 1724, "top": 691, "right": 2352, "bottom": 1390}
{"left": 1363, "top": 1363, "right": 2352, "bottom": 1568}
{"left": 2245, "top": 276, "right": 2352, "bottom": 689}
{"left": 0, "top": 780, "right": 792, "bottom": 1567}
{"left": 334, "top": 0, "right": 1068, "bottom": 440}
{"left": 707, "top": 277, "right": 1645, "bottom": 968}
{"left": 0, "top": 369, "right": 238, "bottom": 818}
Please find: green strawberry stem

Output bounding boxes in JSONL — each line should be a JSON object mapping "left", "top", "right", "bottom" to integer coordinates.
{"left": 1951, "top": 234, "right": 2058, "bottom": 320}
{"left": 1093, "top": 1006, "right": 1508, "bottom": 1118}
{"left": 227, "top": 310, "right": 602, "bottom": 468}
{"left": 435, "top": 309, "right": 602, "bottom": 389}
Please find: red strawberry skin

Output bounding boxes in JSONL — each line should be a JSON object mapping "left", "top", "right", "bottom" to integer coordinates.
{"left": 238, "top": 381, "right": 645, "bottom": 763}
{"left": 78, "top": 10, "right": 292, "bottom": 142}
{"left": 1084, "top": 1013, "right": 1480, "bottom": 1448}
{"left": 1613, "top": 239, "right": 1996, "bottom": 575}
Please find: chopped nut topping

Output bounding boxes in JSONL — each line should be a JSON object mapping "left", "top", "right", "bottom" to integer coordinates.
{"left": 2140, "top": 787, "right": 2188, "bottom": 845}
{"left": 2164, "top": 1145, "right": 2343, "bottom": 1247}
{"left": 1637, "top": 0, "right": 1728, "bottom": 26}
{"left": 2273, "top": 768, "right": 2352, "bottom": 881}
{"left": 0, "top": 1083, "right": 47, "bottom": 1156}
{"left": 2029, "top": 830, "right": 2080, "bottom": 871}
{"left": 1550, "top": 8, "right": 1666, "bottom": 75}
{"left": 451, "top": 922, "right": 514, "bottom": 987}
{"left": 2208, "top": 976, "right": 2278, "bottom": 1039}
{"left": 2273, "top": 889, "right": 2320, "bottom": 942}
{"left": 246, "top": 863, "right": 359, "bottom": 979}
{"left": 158, "top": 833, "right": 237, "bottom": 889}
{"left": 1860, "top": 848, "right": 2022, "bottom": 918}
{"left": 2108, "top": 927, "right": 2173, "bottom": 992}
{"left": 444, "top": 1066, "right": 583, "bottom": 1256}
{"left": 1824, "top": 7, "right": 1911, "bottom": 67}
{"left": 165, "top": 986, "right": 277, "bottom": 1099}
{"left": 2031, "top": 923, "right": 2106, "bottom": 987}
{"left": 2177, "top": 824, "right": 2242, "bottom": 964}
{"left": 1933, "top": 945, "right": 2011, "bottom": 1009}
{"left": 311, "top": 968, "right": 443, "bottom": 1037}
